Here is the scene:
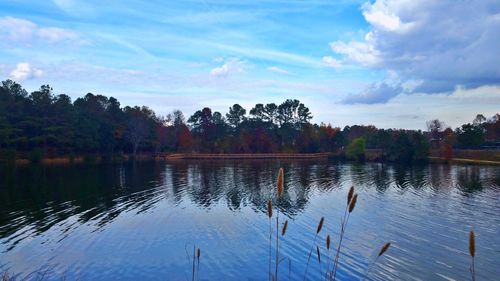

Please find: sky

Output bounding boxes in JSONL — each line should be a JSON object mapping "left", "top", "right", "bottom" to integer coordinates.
{"left": 1, "top": 0, "right": 499, "bottom": 130}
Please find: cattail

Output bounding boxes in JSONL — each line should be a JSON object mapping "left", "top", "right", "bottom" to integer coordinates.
{"left": 316, "top": 246, "right": 321, "bottom": 263}
{"left": 267, "top": 200, "right": 273, "bottom": 218}
{"left": 347, "top": 186, "right": 354, "bottom": 205}
{"left": 348, "top": 194, "right": 358, "bottom": 213}
{"left": 326, "top": 234, "right": 331, "bottom": 250}
{"left": 378, "top": 242, "right": 390, "bottom": 257}
{"left": 282, "top": 220, "right": 288, "bottom": 236}
{"left": 469, "top": 230, "right": 475, "bottom": 257}
{"left": 197, "top": 248, "right": 201, "bottom": 258}
{"left": 277, "top": 168, "right": 284, "bottom": 197}
{"left": 316, "top": 217, "right": 325, "bottom": 234}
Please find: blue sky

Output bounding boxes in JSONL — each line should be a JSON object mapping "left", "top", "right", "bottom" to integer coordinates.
{"left": 1, "top": 0, "right": 499, "bottom": 129}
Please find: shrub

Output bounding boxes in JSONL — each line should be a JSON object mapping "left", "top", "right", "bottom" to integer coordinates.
{"left": 346, "top": 137, "right": 366, "bottom": 161}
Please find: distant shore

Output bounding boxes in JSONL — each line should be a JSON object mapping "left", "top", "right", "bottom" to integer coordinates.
{"left": 9, "top": 153, "right": 331, "bottom": 165}
{"left": 4, "top": 150, "right": 500, "bottom": 166}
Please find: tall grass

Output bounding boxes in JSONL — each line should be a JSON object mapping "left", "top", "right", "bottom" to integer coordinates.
{"left": 267, "top": 168, "right": 286, "bottom": 281}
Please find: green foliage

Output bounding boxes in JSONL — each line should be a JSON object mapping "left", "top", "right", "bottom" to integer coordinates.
{"left": 1, "top": 79, "right": 495, "bottom": 163}
{"left": 346, "top": 137, "right": 366, "bottom": 161}
{"left": 412, "top": 131, "right": 430, "bottom": 162}
{"left": 226, "top": 104, "right": 246, "bottom": 128}
{"left": 455, "top": 123, "right": 485, "bottom": 148}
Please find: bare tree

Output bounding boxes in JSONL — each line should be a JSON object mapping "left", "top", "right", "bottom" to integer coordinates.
{"left": 426, "top": 119, "right": 446, "bottom": 141}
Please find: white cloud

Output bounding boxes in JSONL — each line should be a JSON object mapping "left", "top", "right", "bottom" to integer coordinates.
{"left": 0, "top": 16, "right": 79, "bottom": 44}
{"left": 210, "top": 58, "right": 248, "bottom": 78}
{"left": 329, "top": 40, "right": 379, "bottom": 66}
{"left": 343, "top": 81, "right": 402, "bottom": 104}
{"left": 267, "top": 66, "right": 291, "bottom": 74}
{"left": 361, "top": 0, "right": 415, "bottom": 33}
{"left": 322, "top": 56, "right": 343, "bottom": 68}
{"left": 9, "top": 63, "right": 45, "bottom": 81}
{"left": 328, "top": 0, "right": 500, "bottom": 102}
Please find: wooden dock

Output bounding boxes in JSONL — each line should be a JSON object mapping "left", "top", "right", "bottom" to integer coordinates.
{"left": 162, "top": 153, "right": 330, "bottom": 160}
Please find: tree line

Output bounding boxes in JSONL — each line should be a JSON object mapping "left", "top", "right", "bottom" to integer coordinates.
{"left": 0, "top": 80, "right": 498, "bottom": 162}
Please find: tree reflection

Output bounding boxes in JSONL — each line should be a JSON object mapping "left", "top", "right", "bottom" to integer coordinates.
{"left": 456, "top": 166, "right": 483, "bottom": 192}
{"left": 0, "top": 161, "right": 498, "bottom": 252}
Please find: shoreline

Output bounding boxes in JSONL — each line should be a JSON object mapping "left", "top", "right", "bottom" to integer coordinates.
{"left": 163, "top": 153, "right": 331, "bottom": 160}
{"left": 3, "top": 152, "right": 499, "bottom": 166}
{"left": 7, "top": 153, "right": 331, "bottom": 165}
{"left": 428, "top": 157, "right": 500, "bottom": 166}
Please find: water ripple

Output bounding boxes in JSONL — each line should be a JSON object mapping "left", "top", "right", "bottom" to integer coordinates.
{"left": 0, "top": 161, "right": 499, "bottom": 280}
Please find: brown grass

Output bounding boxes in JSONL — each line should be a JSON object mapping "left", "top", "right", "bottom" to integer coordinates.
{"left": 348, "top": 194, "right": 358, "bottom": 213}
{"left": 277, "top": 168, "right": 284, "bottom": 198}
{"left": 362, "top": 242, "right": 391, "bottom": 281}
{"left": 469, "top": 231, "right": 475, "bottom": 257}
{"left": 332, "top": 189, "right": 358, "bottom": 280}
{"left": 316, "top": 217, "right": 325, "bottom": 234}
{"left": 347, "top": 186, "right": 354, "bottom": 205}
{"left": 282, "top": 220, "right": 288, "bottom": 236}
{"left": 469, "top": 230, "right": 476, "bottom": 281}
{"left": 267, "top": 200, "right": 273, "bottom": 218}
{"left": 303, "top": 216, "right": 325, "bottom": 280}
{"left": 378, "top": 242, "right": 391, "bottom": 257}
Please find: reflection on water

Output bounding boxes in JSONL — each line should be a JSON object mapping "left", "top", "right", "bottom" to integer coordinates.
{"left": 0, "top": 161, "right": 499, "bottom": 280}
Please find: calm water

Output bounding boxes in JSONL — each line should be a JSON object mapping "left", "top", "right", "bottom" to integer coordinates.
{"left": 0, "top": 161, "right": 499, "bottom": 280}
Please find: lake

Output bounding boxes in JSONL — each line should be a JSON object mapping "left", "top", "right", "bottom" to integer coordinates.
{"left": 1, "top": 161, "right": 499, "bottom": 280}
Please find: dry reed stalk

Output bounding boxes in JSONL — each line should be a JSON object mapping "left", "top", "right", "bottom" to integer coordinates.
{"left": 317, "top": 217, "right": 325, "bottom": 234}
{"left": 325, "top": 234, "right": 331, "bottom": 281}
{"left": 267, "top": 200, "right": 273, "bottom": 281}
{"left": 378, "top": 243, "right": 390, "bottom": 257}
{"left": 469, "top": 231, "right": 475, "bottom": 257}
{"left": 275, "top": 168, "right": 284, "bottom": 281}
{"left": 362, "top": 242, "right": 391, "bottom": 281}
{"left": 275, "top": 208, "right": 279, "bottom": 281}
{"left": 192, "top": 245, "right": 196, "bottom": 281}
{"left": 277, "top": 168, "right": 284, "bottom": 198}
{"left": 197, "top": 247, "right": 201, "bottom": 281}
{"left": 268, "top": 200, "right": 273, "bottom": 218}
{"left": 282, "top": 220, "right": 288, "bottom": 236}
{"left": 332, "top": 192, "right": 358, "bottom": 281}
{"left": 317, "top": 246, "right": 321, "bottom": 263}
{"left": 303, "top": 217, "right": 326, "bottom": 281}
{"left": 348, "top": 194, "right": 358, "bottom": 213}
{"left": 469, "top": 230, "right": 476, "bottom": 281}
{"left": 347, "top": 186, "right": 354, "bottom": 205}
{"left": 317, "top": 246, "right": 323, "bottom": 281}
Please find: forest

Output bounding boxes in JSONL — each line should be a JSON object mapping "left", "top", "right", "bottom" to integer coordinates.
{"left": 0, "top": 80, "right": 499, "bottom": 163}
